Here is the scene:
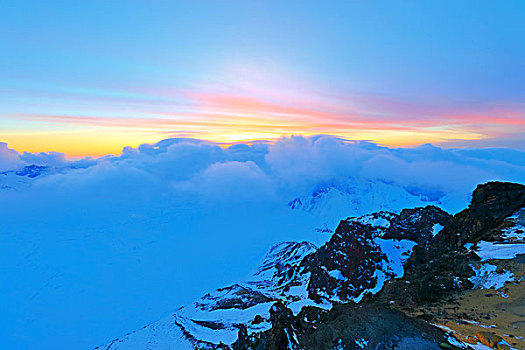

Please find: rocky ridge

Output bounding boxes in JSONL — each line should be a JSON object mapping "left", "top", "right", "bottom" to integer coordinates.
{"left": 98, "top": 182, "right": 525, "bottom": 350}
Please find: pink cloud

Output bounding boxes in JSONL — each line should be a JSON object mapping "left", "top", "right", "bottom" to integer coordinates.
{"left": 4, "top": 86, "right": 524, "bottom": 149}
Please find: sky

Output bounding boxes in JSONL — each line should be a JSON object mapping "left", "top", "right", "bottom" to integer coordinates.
{"left": 1, "top": 3, "right": 524, "bottom": 348}
{"left": 1, "top": 0, "right": 524, "bottom": 156}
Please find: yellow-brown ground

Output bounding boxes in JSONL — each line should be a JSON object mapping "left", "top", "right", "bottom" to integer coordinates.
{"left": 394, "top": 258, "right": 525, "bottom": 349}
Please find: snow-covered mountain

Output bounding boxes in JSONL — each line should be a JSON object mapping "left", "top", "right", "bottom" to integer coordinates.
{"left": 287, "top": 178, "right": 457, "bottom": 231}
{"left": 0, "top": 161, "right": 457, "bottom": 350}
{"left": 94, "top": 211, "right": 436, "bottom": 349}
{"left": 0, "top": 165, "right": 51, "bottom": 190}
{"left": 98, "top": 182, "right": 525, "bottom": 350}
{"left": 0, "top": 163, "right": 87, "bottom": 192}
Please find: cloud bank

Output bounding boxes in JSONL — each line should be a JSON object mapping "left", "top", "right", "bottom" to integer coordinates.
{"left": 1, "top": 135, "right": 524, "bottom": 350}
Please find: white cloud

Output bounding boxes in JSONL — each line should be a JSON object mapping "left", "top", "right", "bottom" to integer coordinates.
{"left": 0, "top": 142, "right": 24, "bottom": 171}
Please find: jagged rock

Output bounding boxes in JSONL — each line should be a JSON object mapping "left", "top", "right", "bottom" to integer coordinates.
{"left": 196, "top": 284, "right": 275, "bottom": 311}
{"left": 383, "top": 206, "right": 451, "bottom": 245}
{"left": 380, "top": 182, "right": 525, "bottom": 306}
{"left": 475, "top": 331, "right": 502, "bottom": 348}
{"left": 438, "top": 182, "right": 525, "bottom": 246}
{"left": 302, "top": 205, "right": 449, "bottom": 303}
{"left": 301, "top": 221, "right": 386, "bottom": 303}
{"left": 231, "top": 325, "right": 249, "bottom": 350}
{"left": 379, "top": 244, "right": 475, "bottom": 305}
{"left": 235, "top": 302, "right": 455, "bottom": 350}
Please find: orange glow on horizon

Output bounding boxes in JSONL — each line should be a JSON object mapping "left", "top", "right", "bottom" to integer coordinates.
{"left": 3, "top": 126, "right": 485, "bottom": 158}
{"left": 1, "top": 90, "right": 521, "bottom": 157}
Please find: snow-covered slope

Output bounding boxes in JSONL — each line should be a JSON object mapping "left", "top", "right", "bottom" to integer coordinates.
{"left": 288, "top": 178, "right": 452, "bottom": 230}
{"left": 465, "top": 208, "right": 525, "bottom": 295}
{"left": 98, "top": 242, "right": 318, "bottom": 350}
{"left": 99, "top": 182, "right": 525, "bottom": 350}
{"left": 465, "top": 208, "right": 525, "bottom": 261}
{"left": 0, "top": 164, "right": 452, "bottom": 350}
{"left": 98, "top": 208, "right": 448, "bottom": 350}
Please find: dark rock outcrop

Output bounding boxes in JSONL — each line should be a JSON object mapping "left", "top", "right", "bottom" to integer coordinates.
{"left": 380, "top": 182, "right": 525, "bottom": 305}
{"left": 383, "top": 206, "right": 451, "bottom": 245}
{"left": 438, "top": 182, "right": 525, "bottom": 246}
{"left": 238, "top": 181, "right": 525, "bottom": 349}
{"left": 233, "top": 302, "right": 452, "bottom": 350}
{"left": 301, "top": 221, "right": 386, "bottom": 303}
{"left": 301, "top": 205, "right": 452, "bottom": 303}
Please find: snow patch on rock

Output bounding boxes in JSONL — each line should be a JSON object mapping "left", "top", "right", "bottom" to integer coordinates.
{"left": 432, "top": 223, "right": 444, "bottom": 237}
{"left": 467, "top": 241, "right": 525, "bottom": 261}
{"left": 469, "top": 263, "right": 514, "bottom": 290}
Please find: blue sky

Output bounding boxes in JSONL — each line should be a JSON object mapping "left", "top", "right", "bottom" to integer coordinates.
{"left": 1, "top": 0, "right": 524, "bottom": 155}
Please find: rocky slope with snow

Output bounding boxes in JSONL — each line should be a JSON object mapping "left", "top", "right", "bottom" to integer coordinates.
{"left": 98, "top": 182, "right": 525, "bottom": 350}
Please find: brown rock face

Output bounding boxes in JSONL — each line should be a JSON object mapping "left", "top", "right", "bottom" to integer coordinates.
{"left": 438, "top": 182, "right": 525, "bottom": 246}
{"left": 301, "top": 220, "right": 386, "bottom": 302}
{"left": 300, "top": 205, "right": 452, "bottom": 303}
{"left": 475, "top": 331, "right": 502, "bottom": 348}
{"left": 383, "top": 206, "right": 451, "bottom": 245}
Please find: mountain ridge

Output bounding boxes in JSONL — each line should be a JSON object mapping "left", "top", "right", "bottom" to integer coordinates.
{"left": 98, "top": 181, "right": 525, "bottom": 350}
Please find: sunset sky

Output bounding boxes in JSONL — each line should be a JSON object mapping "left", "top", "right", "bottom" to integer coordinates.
{"left": 1, "top": 1, "right": 524, "bottom": 156}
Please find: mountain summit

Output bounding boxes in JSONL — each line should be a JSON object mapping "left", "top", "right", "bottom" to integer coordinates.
{"left": 99, "top": 182, "right": 525, "bottom": 350}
